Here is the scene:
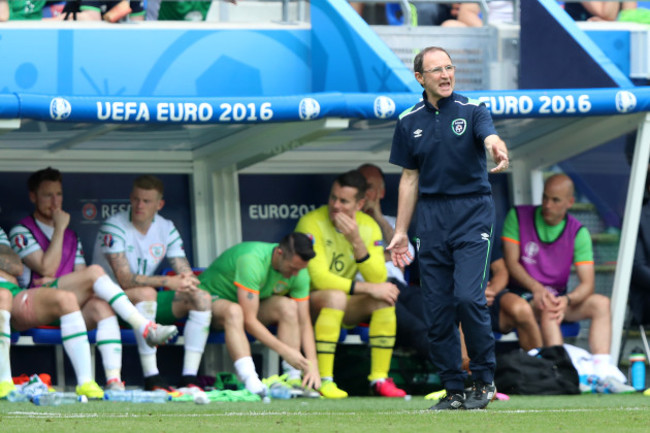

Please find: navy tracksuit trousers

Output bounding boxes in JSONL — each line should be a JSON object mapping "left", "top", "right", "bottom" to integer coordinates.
{"left": 416, "top": 194, "right": 496, "bottom": 391}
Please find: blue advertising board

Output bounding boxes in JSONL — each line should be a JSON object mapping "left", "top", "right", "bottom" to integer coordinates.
{"left": 239, "top": 172, "right": 509, "bottom": 243}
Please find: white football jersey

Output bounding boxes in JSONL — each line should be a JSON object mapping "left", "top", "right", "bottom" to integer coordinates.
{"left": 92, "top": 210, "right": 186, "bottom": 281}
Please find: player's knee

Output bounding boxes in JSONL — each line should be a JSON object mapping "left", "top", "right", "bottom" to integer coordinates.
{"left": 86, "top": 264, "right": 106, "bottom": 281}
{"left": 321, "top": 290, "right": 348, "bottom": 309}
{"left": 0, "top": 289, "right": 12, "bottom": 307}
{"left": 191, "top": 289, "right": 212, "bottom": 311}
{"left": 127, "top": 287, "right": 157, "bottom": 303}
{"left": 590, "top": 294, "right": 611, "bottom": 317}
{"left": 84, "top": 297, "right": 114, "bottom": 319}
{"left": 223, "top": 302, "right": 244, "bottom": 326}
{"left": 277, "top": 298, "right": 298, "bottom": 324}
{"left": 510, "top": 298, "right": 535, "bottom": 325}
{"left": 56, "top": 290, "right": 81, "bottom": 316}
{"left": 538, "top": 308, "right": 555, "bottom": 324}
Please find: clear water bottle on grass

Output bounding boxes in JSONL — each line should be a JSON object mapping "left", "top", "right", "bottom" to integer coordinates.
{"left": 268, "top": 382, "right": 292, "bottom": 400}
{"left": 104, "top": 390, "right": 169, "bottom": 403}
{"left": 131, "top": 390, "right": 170, "bottom": 403}
{"left": 32, "top": 392, "right": 83, "bottom": 406}
{"left": 6, "top": 390, "right": 30, "bottom": 403}
{"left": 103, "top": 390, "right": 132, "bottom": 402}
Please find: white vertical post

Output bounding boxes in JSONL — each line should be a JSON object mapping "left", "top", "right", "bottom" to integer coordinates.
{"left": 610, "top": 113, "right": 650, "bottom": 361}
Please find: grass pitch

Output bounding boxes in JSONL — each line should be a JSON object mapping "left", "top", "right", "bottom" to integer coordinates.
{"left": 1, "top": 394, "right": 649, "bottom": 433}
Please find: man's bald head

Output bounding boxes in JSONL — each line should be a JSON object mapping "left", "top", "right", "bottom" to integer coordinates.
{"left": 541, "top": 174, "right": 575, "bottom": 226}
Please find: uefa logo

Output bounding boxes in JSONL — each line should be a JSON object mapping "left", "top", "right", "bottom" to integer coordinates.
{"left": 373, "top": 96, "right": 396, "bottom": 119}
{"left": 81, "top": 203, "right": 98, "bottom": 221}
{"left": 615, "top": 91, "right": 636, "bottom": 113}
{"left": 299, "top": 98, "right": 320, "bottom": 120}
{"left": 50, "top": 97, "right": 72, "bottom": 121}
{"left": 524, "top": 241, "right": 539, "bottom": 259}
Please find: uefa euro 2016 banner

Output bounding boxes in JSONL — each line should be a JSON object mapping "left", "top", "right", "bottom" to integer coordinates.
{"left": 0, "top": 88, "right": 646, "bottom": 124}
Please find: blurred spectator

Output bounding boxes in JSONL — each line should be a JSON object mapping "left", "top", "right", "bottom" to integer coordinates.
{"left": 0, "top": 0, "right": 47, "bottom": 21}
{"left": 414, "top": 2, "right": 458, "bottom": 25}
{"left": 441, "top": 1, "right": 514, "bottom": 27}
{"left": 564, "top": 1, "right": 637, "bottom": 22}
{"left": 349, "top": 1, "right": 364, "bottom": 16}
{"left": 58, "top": 1, "right": 145, "bottom": 22}
{"left": 385, "top": 2, "right": 458, "bottom": 26}
{"left": 152, "top": 0, "right": 236, "bottom": 21}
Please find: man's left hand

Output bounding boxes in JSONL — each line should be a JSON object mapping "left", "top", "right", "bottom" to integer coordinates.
{"left": 490, "top": 146, "right": 509, "bottom": 173}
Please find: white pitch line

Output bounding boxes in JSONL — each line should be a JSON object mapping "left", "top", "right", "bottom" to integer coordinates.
{"left": 5, "top": 406, "right": 649, "bottom": 419}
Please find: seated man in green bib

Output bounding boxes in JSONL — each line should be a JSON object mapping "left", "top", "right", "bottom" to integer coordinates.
{"left": 198, "top": 232, "right": 320, "bottom": 398}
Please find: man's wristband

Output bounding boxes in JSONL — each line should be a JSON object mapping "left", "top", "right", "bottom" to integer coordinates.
{"left": 349, "top": 281, "right": 356, "bottom": 295}
{"left": 564, "top": 294, "right": 572, "bottom": 306}
{"left": 355, "top": 253, "right": 370, "bottom": 264}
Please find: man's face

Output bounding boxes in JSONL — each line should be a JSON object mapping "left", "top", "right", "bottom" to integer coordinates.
{"left": 328, "top": 182, "right": 363, "bottom": 222}
{"left": 130, "top": 187, "right": 163, "bottom": 225}
{"left": 30, "top": 180, "right": 63, "bottom": 220}
{"left": 541, "top": 180, "right": 574, "bottom": 226}
{"left": 359, "top": 168, "right": 385, "bottom": 206}
{"left": 276, "top": 252, "right": 309, "bottom": 279}
{"left": 415, "top": 50, "right": 455, "bottom": 103}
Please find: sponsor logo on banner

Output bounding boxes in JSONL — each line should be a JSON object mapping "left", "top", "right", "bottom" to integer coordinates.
{"left": 373, "top": 96, "right": 396, "bottom": 119}
{"left": 79, "top": 200, "right": 130, "bottom": 223}
{"left": 615, "top": 91, "right": 637, "bottom": 113}
{"left": 50, "top": 97, "right": 72, "bottom": 121}
{"left": 299, "top": 98, "right": 320, "bottom": 120}
{"left": 82, "top": 203, "right": 98, "bottom": 221}
{"left": 248, "top": 204, "right": 316, "bottom": 220}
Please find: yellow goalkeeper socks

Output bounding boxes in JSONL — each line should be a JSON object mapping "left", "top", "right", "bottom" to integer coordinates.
{"left": 314, "top": 307, "right": 344, "bottom": 379}
{"left": 368, "top": 306, "right": 396, "bottom": 382}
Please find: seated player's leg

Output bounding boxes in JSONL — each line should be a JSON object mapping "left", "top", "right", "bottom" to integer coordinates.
{"left": 565, "top": 293, "right": 612, "bottom": 379}
{"left": 258, "top": 296, "right": 318, "bottom": 397}
{"left": 11, "top": 287, "right": 103, "bottom": 399}
{"left": 59, "top": 266, "right": 178, "bottom": 347}
{"left": 538, "top": 306, "right": 564, "bottom": 347}
{"left": 123, "top": 286, "right": 166, "bottom": 390}
{"left": 310, "top": 290, "right": 348, "bottom": 398}
{"left": 0, "top": 288, "right": 15, "bottom": 398}
{"left": 497, "top": 291, "right": 542, "bottom": 352}
{"left": 346, "top": 294, "right": 405, "bottom": 397}
{"left": 564, "top": 293, "right": 611, "bottom": 354}
{"left": 81, "top": 296, "right": 124, "bottom": 390}
{"left": 162, "top": 289, "right": 212, "bottom": 388}
{"left": 211, "top": 297, "right": 265, "bottom": 395}
{"left": 394, "top": 281, "right": 432, "bottom": 361}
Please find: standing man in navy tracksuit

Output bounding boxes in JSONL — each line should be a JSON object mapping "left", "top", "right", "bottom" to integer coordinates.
{"left": 387, "top": 46, "right": 509, "bottom": 410}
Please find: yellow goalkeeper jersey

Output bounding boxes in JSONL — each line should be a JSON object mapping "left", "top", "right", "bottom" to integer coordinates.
{"left": 295, "top": 205, "right": 387, "bottom": 293}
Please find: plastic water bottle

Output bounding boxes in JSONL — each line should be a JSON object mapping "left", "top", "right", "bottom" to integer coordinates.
{"left": 32, "top": 392, "right": 82, "bottom": 406}
{"left": 629, "top": 348, "right": 647, "bottom": 391}
{"left": 268, "top": 382, "right": 291, "bottom": 400}
{"left": 104, "top": 390, "right": 169, "bottom": 403}
{"left": 6, "top": 390, "right": 30, "bottom": 403}
{"left": 103, "top": 390, "right": 132, "bottom": 402}
{"left": 131, "top": 390, "right": 170, "bottom": 403}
